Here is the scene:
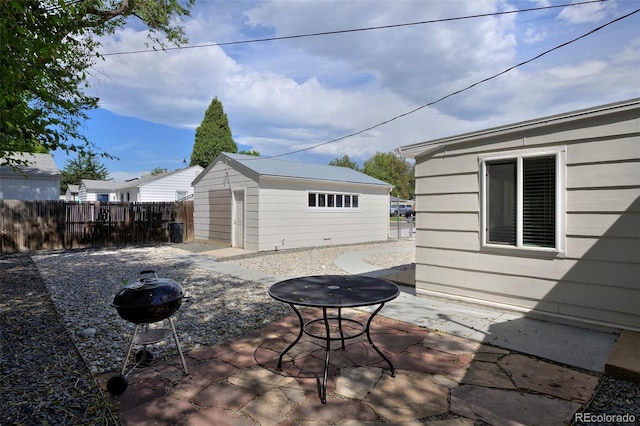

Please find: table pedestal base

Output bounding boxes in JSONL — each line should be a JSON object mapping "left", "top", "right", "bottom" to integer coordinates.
{"left": 277, "top": 304, "right": 395, "bottom": 404}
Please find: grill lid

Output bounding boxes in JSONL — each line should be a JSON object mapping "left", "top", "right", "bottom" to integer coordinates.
{"left": 113, "top": 271, "right": 184, "bottom": 308}
{"left": 112, "top": 270, "right": 185, "bottom": 323}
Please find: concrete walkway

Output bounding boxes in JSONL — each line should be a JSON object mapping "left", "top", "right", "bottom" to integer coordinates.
{"left": 100, "top": 242, "right": 629, "bottom": 425}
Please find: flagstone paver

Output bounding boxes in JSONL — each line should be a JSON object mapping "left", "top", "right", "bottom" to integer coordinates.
{"left": 104, "top": 311, "right": 600, "bottom": 425}
{"left": 365, "top": 370, "right": 449, "bottom": 422}
{"left": 499, "top": 354, "right": 599, "bottom": 403}
{"left": 450, "top": 385, "right": 582, "bottom": 425}
{"left": 336, "top": 366, "right": 383, "bottom": 399}
{"left": 242, "top": 388, "right": 291, "bottom": 426}
{"left": 458, "top": 361, "right": 516, "bottom": 388}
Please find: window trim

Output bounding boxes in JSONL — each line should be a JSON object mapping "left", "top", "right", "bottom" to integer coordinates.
{"left": 479, "top": 146, "right": 566, "bottom": 256}
{"left": 307, "top": 191, "right": 361, "bottom": 211}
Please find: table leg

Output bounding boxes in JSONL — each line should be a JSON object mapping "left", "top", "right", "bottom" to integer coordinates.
{"left": 366, "top": 303, "right": 395, "bottom": 377}
{"left": 320, "top": 306, "right": 331, "bottom": 404}
{"left": 277, "top": 303, "right": 304, "bottom": 369}
{"left": 337, "top": 307, "right": 345, "bottom": 349}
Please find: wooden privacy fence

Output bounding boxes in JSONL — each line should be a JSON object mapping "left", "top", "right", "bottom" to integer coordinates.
{"left": 0, "top": 200, "right": 194, "bottom": 253}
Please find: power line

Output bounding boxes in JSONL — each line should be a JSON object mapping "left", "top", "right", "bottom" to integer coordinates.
{"left": 102, "top": 0, "right": 604, "bottom": 56}
{"left": 261, "top": 6, "right": 640, "bottom": 160}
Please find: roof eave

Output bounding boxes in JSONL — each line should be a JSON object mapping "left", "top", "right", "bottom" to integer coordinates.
{"left": 395, "top": 97, "right": 640, "bottom": 159}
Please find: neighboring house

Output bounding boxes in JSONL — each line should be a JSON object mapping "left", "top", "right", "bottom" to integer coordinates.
{"left": 192, "top": 152, "right": 392, "bottom": 251}
{"left": 0, "top": 153, "right": 61, "bottom": 200}
{"left": 65, "top": 184, "right": 80, "bottom": 202}
{"left": 77, "top": 166, "right": 203, "bottom": 202}
{"left": 79, "top": 179, "right": 121, "bottom": 202}
{"left": 396, "top": 98, "right": 640, "bottom": 331}
{"left": 116, "top": 166, "right": 202, "bottom": 202}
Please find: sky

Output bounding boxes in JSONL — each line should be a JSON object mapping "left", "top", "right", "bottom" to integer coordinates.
{"left": 52, "top": 0, "right": 640, "bottom": 181}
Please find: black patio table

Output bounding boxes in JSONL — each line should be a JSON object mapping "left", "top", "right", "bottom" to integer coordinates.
{"left": 268, "top": 274, "right": 400, "bottom": 403}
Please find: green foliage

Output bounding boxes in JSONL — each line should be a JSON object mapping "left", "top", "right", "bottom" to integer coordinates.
{"left": 60, "top": 152, "right": 109, "bottom": 194}
{"left": 190, "top": 97, "right": 238, "bottom": 168}
{"left": 0, "top": 0, "right": 195, "bottom": 169}
{"left": 329, "top": 155, "right": 360, "bottom": 171}
{"left": 143, "top": 167, "right": 169, "bottom": 177}
{"left": 239, "top": 150, "right": 261, "bottom": 157}
{"left": 362, "top": 152, "right": 414, "bottom": 199}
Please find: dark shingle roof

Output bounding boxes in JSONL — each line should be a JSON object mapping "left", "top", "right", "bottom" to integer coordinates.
{"left": 0, "top": 153, "right": 60, "bottom": 177}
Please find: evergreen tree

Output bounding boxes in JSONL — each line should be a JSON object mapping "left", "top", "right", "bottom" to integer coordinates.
{"left": 190, "top": 97, "right": 237, "bottom": 168}
{"left": 329, "top": 155, "right": 359, "bottom": 170}
{"left": 60, "top": 152, "right": 109, "bottom": 194}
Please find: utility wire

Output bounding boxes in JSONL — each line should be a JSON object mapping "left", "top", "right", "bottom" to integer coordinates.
{"left": 261, "top": 6, "right": 640, "bottom": 160}
{"left": 103, "top": 0, "right": 604, "bottom": 56}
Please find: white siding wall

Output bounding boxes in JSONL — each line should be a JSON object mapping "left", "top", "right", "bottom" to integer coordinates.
{"left": 0, "top": 177, "right": 60, "bottom": 200}
{"left": 193, "top": 162, "right": 259, "bottom": 250}
{"left": 257, "top": 178, "right": 389, "bottom": 252}
{"left": 80, "top": 190, "right": 117, "bottom": 202}
{"left": 413, "top": 115, "right": 640, "bottom": 330}
{"left": 138, "top": 168, "right": 200, "bottom": 202}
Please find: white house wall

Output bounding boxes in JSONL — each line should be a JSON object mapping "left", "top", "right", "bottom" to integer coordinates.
{"left": 256, "top": 178, "right": 389, "bottom": 252}
{"left": 193, "top": 161, "right": 259, "bottom": 250}
{"left": 137, "top": 169, "right": 200, "bottom": 202}
{"left": 0, "top": 176, "right": 60, "bottom": 200}
{"left": 413, "top": 114, "right": 640, "bottom": 330}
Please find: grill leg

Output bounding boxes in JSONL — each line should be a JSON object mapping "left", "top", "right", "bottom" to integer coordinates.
{"left": 121, "top": 324, "right": 140, "bottom": 375}
{"left": 169, "top": 317, "right": 189, "bottom": 375}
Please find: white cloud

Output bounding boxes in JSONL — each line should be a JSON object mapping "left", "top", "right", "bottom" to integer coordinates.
{"left": 523, "top": 26, "right": 546, "bottom": 44}
{"left": 546, "top": 60, "right": 607, "bottom": 79}
{"left": 557, "top": 0, "right": 614, "bottom": 24}
{"left": 84, "top": 0, "right": 640, "bottom": 171}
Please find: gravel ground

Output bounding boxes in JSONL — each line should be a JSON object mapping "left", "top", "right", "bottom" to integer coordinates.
{"left": 2, "top": 240, "right": 639, "bottom": 425}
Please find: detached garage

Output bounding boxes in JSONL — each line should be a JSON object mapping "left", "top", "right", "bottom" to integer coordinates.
{"left": 192, "top": 153, "right": 392, "bottom": 252}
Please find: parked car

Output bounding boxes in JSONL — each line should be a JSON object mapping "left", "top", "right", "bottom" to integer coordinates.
{"left": 390, "top": 204, "right": 413, "bottom": 216}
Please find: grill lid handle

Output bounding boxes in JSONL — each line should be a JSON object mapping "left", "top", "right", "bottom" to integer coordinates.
{"left": 139, "top": 270, "right": 159, "bottom": 282}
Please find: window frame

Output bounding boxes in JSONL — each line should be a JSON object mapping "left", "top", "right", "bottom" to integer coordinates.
{"left": 307, "top": 191, "right": 361, "bottom": 211}
{"left": 479, "top": 146, "right": 566, "bottom": 256}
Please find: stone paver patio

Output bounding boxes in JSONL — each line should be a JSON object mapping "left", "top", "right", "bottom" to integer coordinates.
{"left": 98, "top": 308, "right": 599, "bottom": 425}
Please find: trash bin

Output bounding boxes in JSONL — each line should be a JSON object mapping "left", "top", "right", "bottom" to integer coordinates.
{"left": 169, "top": 222, "right": 184, "bottom": 243}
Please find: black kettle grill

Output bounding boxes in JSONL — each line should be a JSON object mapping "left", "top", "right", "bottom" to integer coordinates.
{"left": 107, "top": 270, "right": 189, "bottom": 396}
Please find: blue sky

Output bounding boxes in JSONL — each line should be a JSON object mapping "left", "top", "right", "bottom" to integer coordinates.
{"left": 53, "top": 0, "right": 640, "bottom": 181}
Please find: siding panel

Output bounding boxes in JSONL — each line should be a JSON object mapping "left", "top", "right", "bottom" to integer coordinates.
{"left": 416, "top": 230, "right": 479, "bottom": 251}
{"left": 419, "top": 194, "right": 478, "bottom": 212}
{"left": 567, "top": 188, "right": 640, "bottom": 212}
{"left": 567, "top": 162, "right": 640, "bottom": 189}
{"left": 416, "top": 246, "right": 639, "bottom": 289}
{"left": 567, "top": 136, "right": 640, "bottom": 164}
{"left": 567, "top": 213, "right": 640, "bottom": 237}
{"left": 416, "top": 212, "right": 479, "bottom": 231}
{"left": 416, "top": 173, "right": 478, "bottom": 194}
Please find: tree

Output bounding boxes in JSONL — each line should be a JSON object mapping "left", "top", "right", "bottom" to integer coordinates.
{"left": 329, "top": 155, "right": 359, "bottom": 170}
{"left": 190, "top": 97, "right": 237, "bottom": 168}
{"left": 143, "top": 167, "right": 168, "bottom": 177}
{"left": 362, "top": 152, "right": 414, "bottom": 199}
{"left": 60, "top": 152, "right": 109, "bottom": 194}
{"left": 239, "top": 150, "right": 261, "bottom": 156}
{"left": 0, "top": 0, "right": 195, "bottom": 169}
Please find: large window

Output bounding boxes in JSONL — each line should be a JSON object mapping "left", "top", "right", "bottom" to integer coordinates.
{"left": 480, "top": 148, "right": 565, "bottom": 253}
{"left": 308, "top": 192, "right": 360, "bottom": 209}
